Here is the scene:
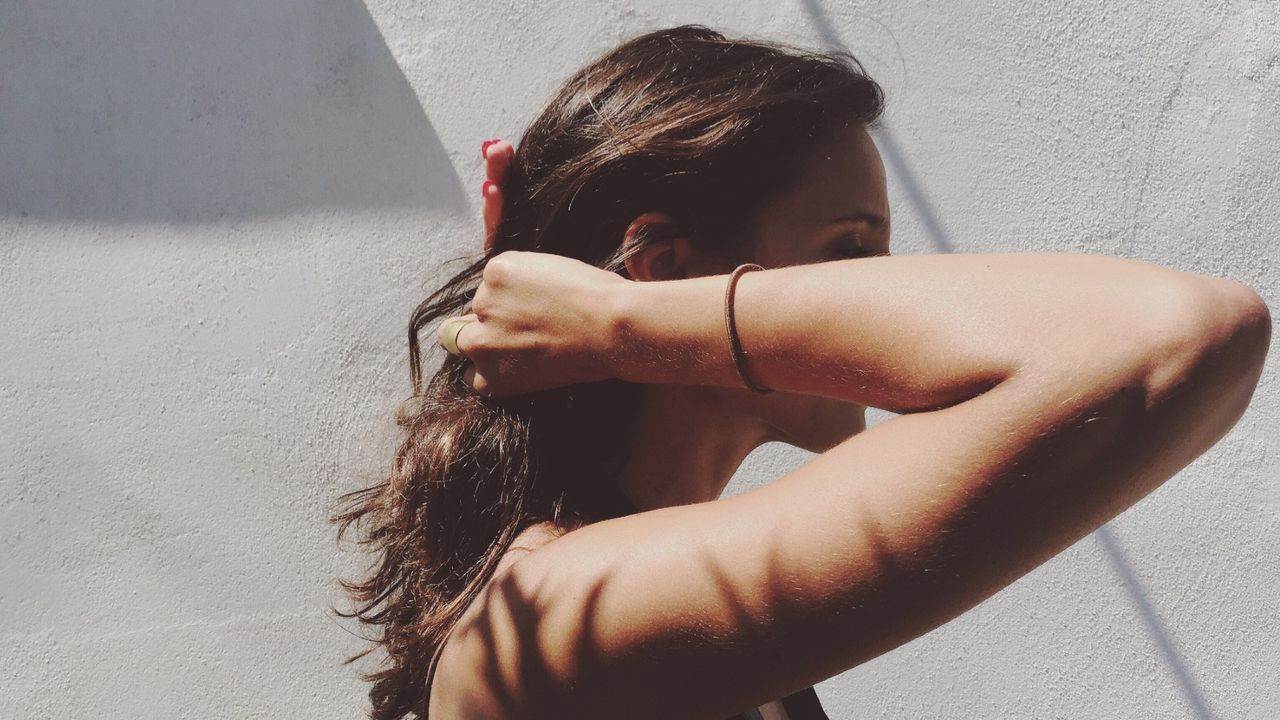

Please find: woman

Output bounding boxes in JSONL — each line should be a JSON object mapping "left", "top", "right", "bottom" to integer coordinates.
{"left": 332, "top": 25, "right": 1270, "bottom": 720}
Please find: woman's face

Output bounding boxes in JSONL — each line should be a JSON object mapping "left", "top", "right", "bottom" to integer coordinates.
{"left": 742, "top": 122, "right": 891, "bottom": 453}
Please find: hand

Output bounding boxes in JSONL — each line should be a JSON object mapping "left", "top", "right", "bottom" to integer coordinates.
{"left": 438, "top": 250, "right": 630, "bottom": 398}
{"left": 481, "top": 138, "right": 515, "bottom": 251}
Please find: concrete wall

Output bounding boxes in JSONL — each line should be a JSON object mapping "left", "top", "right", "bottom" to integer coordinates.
{"left": 2, "top": 1, "right": 1276, "bottom": 718}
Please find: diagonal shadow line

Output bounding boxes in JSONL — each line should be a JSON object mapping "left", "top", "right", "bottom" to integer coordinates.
{"left": 867, "top": 126, "right": 956, "bottom": 254}
{"left": 797, "top": 0, "right": 953, "bottom": 254}
{"left": 797, "top": 1, "right": 1218, "bottom": 717}
{"left": 1095, "top": 525, "right": 1218, "bottom": 720}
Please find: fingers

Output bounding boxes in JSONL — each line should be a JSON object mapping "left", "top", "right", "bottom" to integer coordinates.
{"left": 484, "top": 139, "right": 514, "bottom": 185}
{"left": 482, "top": 139, "right": 514, "bottom": 252}
{"left": 483, "top": 179, "right": 503, "bottom": 252}
{"left": 436, "top": 313, "right": 493, "bottom": 395}
{"left": 462, "top": 364, "right": 484, "bottom": 396}
{"left": 436, "top": 313, "right": 479, "bottom": 357}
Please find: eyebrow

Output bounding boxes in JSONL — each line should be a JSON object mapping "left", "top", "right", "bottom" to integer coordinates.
{"left": 826, "top": 212, "right": 886, "bottom": 228}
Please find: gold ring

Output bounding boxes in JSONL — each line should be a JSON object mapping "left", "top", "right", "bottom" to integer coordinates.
{"left": 440, "top": 318, "right": 473, "bottom": 357}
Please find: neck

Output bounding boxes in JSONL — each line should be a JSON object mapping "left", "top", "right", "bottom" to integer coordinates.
{"left": 614, "top": 384, "right": 771, "bottom": 512}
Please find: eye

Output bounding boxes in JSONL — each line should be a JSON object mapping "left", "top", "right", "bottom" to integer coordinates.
{"left": 830, "top": 237, "right": 875, "bottom": 259}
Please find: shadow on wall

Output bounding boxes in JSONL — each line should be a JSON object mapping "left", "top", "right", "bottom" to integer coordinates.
{"left": 0, "top": 0, "right": 464, "bottom": 224}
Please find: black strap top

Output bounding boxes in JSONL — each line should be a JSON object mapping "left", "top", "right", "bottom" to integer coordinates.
{"left": 420, "top": 490, "right": 829, "bottom": 720}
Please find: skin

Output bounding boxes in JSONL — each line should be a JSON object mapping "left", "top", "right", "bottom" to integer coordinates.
{"left": 479, "top": 123, "right": 893, "bottom": 512}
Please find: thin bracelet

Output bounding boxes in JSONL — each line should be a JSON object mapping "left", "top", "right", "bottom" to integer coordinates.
{"left": 724, "top": 263, "right": 774, "bottom": 395}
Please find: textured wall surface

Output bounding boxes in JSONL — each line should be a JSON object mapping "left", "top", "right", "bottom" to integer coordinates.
{"left": 2, "top": 1, "right": 1276, "bottom": 718}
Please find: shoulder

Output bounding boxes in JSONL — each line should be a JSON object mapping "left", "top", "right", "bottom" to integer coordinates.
{"left": 499, "top": 520, "right": 570, "bottom": 572}
{"left": 428, "top": 520, "right": 578, "bottom": 717}
{"left": 431, "top": 498, "right": 815, "bottom": 718}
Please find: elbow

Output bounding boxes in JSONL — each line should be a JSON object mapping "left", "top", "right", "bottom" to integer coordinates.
{"left": 1141, "top": 275, "right": 1271, "bottom": 418}
{"left": 1209, "top": 278, "right": 1271, "bottom": 408}
{"left": 1231, "top": 280, "right": 1273, "bottom": 352}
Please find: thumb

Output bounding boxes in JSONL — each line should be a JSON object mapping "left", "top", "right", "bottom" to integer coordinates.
{"left": 463, "top": 363, "right": 492, "bottom": 398}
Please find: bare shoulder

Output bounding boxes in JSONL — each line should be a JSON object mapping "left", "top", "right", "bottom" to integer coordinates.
{"left": 429, "top": 519, "right": 577, "bottom": 717}
{"left": 500, "top": 521, "right": 570, "bottom": 570}
{"left": 432, "top": 489, "right": 840, "bottom": 720}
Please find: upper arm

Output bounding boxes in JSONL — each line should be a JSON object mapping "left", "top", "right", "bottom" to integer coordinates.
{"left": 446, "top": 279, "right": 1264, "bottom": 720}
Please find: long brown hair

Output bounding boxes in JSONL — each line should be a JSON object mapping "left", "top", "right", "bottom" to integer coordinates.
{"left": 331, "top": 24, "right": 884, "bottom": 720}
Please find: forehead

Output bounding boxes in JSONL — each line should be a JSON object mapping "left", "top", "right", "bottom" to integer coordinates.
{"left": 766, "top": 124, "right": 887, "bottom": 225}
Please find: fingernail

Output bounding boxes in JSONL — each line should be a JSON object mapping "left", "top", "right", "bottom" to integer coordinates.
{"left": 482, "top": 139, "right": 495, "bottom": 157}
{"left": 482, "top": 180, "right": 495, "bottom": 197}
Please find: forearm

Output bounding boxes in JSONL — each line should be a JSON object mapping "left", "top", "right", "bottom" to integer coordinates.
{"left": 607, "top": 251, "right": 1244, "bottom": 412}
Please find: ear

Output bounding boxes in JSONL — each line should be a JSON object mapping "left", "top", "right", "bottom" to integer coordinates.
{"left": 621, "top": 212, "right": 697, "bottom": 282}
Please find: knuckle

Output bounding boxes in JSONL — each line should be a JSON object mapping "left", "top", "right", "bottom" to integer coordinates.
{"left": 471, "top": 285, "right": 490, "bottom": 315}
{"left": 482, "top": 252, "right": 515, "bottom": 282}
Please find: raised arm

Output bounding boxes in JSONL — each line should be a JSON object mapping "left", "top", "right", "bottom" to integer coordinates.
{"left": 611, "top": 251, "right": 1267, "bottom": 414}
{"left": 446, "top": 251, "right": 1269, "bottom": 719}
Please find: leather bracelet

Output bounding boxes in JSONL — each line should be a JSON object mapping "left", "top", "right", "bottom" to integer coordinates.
{"left": 724, "top": 263, "right": 774, "bottom": 395}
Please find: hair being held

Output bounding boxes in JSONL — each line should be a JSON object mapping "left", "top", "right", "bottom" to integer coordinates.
{"left": 330, "top": 24, "right": 884, "bottom": 720}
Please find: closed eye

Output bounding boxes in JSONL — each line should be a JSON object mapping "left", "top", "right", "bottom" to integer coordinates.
{"left": 829, "top": 236, "right": 884, "bottom": 260}
{"left": 838, "top": 245, "right": 874, "bottom": 257}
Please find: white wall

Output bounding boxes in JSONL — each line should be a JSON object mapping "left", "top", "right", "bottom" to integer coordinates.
{"left": 2, "top": 2, "right": 1276, "bottom": 718}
